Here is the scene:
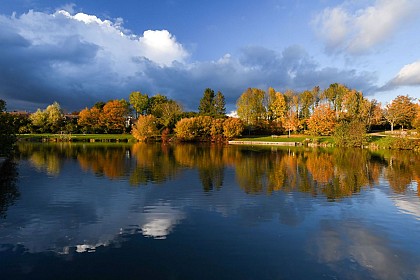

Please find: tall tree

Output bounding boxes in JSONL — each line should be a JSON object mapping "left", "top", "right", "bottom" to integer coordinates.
{"left": 322, "top": 83, "right": 348, "bottom": 120}
{"left": 148, "top": 94, "right": 169, "bottom": 116}
{"left": 214, "top": 91, "right": 226, "bottom": 117}
{"left": 384, "top": 95, "right": 417, "bottom": 132}
{"left": 198, "top": 88, "right": 215, "bottom": 116}
{"left": 129, "top": 91, "right": 149, "bottom": 118}
{"left": 236, "top": 88, "right": 266, "bottom": 126}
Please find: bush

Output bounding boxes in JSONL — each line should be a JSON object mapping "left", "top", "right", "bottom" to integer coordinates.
{"left": 333, "top": 121, "right": 368, "bottom": 147}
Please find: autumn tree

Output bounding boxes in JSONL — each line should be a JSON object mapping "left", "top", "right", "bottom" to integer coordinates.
{"left": 321, "top": 83, "right": 348, "bottom": 120}
{"left": 131, "top": 115, "right": 159, "bottom": 142}
{"left": 129, "top": 91, "right": 149, "bottom": 118}
{"left": 29, "top": 102, "right": 63, "bottom": 133}
{"left": 223, "top": 118, "right": 244, "bottom": 140}
{"left": 100, "top": 100, "right": 130, "bottom": 133}
{"left": 45, "top": 102, "right": 64, "bottom": 133}
{"left": 413, "top": 103, "right": 420, "bottom": 134}
{"left": 306, "top": 104, "right": 336, "bottom": 136}
{"left": 29, "top": 109, "right": 48, "bottom": 133}
{"left": 269, "top": 91, "right": 287, "bottom": 123}
{"left": 78, "top": 107, "right": 103, "bottom": 133}
{"left": 210, "top": 118, "right": 224, "bottom": 142}
{"left": 174, "top": 118, "right": 197, "bottom": 141}
{"left": 384, "top": 95, "right": 417, "bottom": 132}
{"left": 236, "top": 88, "right": 266, "bottom": 126}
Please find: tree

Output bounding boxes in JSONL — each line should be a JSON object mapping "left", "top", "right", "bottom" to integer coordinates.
{"left": 322, "top": 83, "right": 348, "bottom": 120}
{"left": 307, "top": 104, "right": 336, "bottom": 136}
{"left": 78, "top": 107, "right": 103, "bottom": 133}
{"left": 413, "top": 103, "right": 420, "bottom": 134}
{"left": 269, "top": 91, "right": 287, "bottom": 123}
{"left": 0, "top": 100, "right": 17, "bottom": 157}
{"left": 148, "top": 94, "right": 169, "bottom": 116}
{"left": 100, "top": 100, "right": 130, "bottom": 133}
{"left": 45, "top": 102, "right": 64, "bottom": 133}
{"left": 155, "top": 100, "right": 183, "bottom": 128}
{"left": 29, "top": 109, "right": 48, "bottom": 133}
{"left": 223, "top": 118, "right": 244, "bottom": 140}
{"left": 198, "top": 88, "right": 215, "bottom": 115}
{"left": 236, "top": 88, "right": 266, "bottom": 126}
{"left": 214, "top": 91, "right": 226, "bottom": 117}
{"left": 131, "top": 115, "right": 159, "bottom": 142}
{"left": 29, "top": 102, "right": 64, "bottom": 133}
{"left": 174, "top": 118, "right": 197, "bottom": 141}
{"left": 210, "top": 118, "right": 224, "bottom": 142}
{"left": 129, "top": 91, "right": 149, "bottom": 118}
{"left": 334, "top": 120, "right": 368, "bottom": 147}
{"left": 384, "top": 95, "right": 417, "bottom": 132}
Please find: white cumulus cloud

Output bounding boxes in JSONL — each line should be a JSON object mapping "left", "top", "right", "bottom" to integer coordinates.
{"left": 313, "top": 0, "right": 420, "bottom": 54}
{"left": 382, "top": 60, "right": 420, "bottom": 90}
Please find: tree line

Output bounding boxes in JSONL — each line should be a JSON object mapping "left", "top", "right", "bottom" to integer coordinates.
{"left": 1, "top": 83, "right": 419, "bottom": 147}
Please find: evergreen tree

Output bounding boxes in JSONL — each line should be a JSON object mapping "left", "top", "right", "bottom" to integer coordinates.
{"left": 198, "top": 88, "right": 215, "bottom": 115}
{"left": 214, "top": 91, "right": 226, "bottom": 117}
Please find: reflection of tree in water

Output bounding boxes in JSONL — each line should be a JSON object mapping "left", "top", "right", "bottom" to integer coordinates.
{"left": 130, "top": 143, "right": 179, "bottom": 186}
{"left": 174, "top": 144, "right": 227, "bottom": 192}
{"left": 18, "top": 143, "right": 66, "bottom": 175}
{"left": 234, "top": 148, "right": 384, "bottom": 200}
{"left": 77, "top": 145, "right": 132, "bottom": 179}
{"left": 0, "top": 159, "right": 19, "bottom": 218}
{"left": 383, "top": 151, "right": 420, "bottom": 194}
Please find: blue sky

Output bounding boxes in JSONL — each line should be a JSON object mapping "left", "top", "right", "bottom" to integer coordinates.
{"left": 1, "top": 0, "right": 419, "bottom": 113}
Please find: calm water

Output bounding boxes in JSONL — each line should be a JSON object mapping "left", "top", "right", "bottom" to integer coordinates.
{"left": 1, "top": 143, "right": 420, "bottom": 280}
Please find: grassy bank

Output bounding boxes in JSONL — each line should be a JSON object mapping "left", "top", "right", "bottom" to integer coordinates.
{"left": 18, "top": 133, "right": 136, "bottom": 142}
{"left": 236, "top": 135, "right": 335, "bottom": 146}
{"left": 235, "top": 133, "right": 420, "bottom": 151}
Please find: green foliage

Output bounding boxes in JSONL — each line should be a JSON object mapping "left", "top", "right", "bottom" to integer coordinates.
{"left": 333, "top": 121, "right": 368, "bottom": 147}
{"left": 129, "top": 91, "right": 149, "bottom": 118}
{"left": 198, "top": 88, "right": 226, "bottom": 117}
{"left": 198, "top": 88, "right": 215, "bottom": 115}
{"left": 0, "top": 100, "right": 17, "bottom": 157}
{"left": 214, "top": 91, "right": 226, "bottom": 117}
{"left": 29, "top": 102, "right": 63, "bottom": 133}
{"left": 237, "top": 88, "right": 266, "bottom": 126}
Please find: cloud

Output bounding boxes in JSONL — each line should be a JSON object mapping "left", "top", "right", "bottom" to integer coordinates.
{"left": 313, "top": 0, "right": 420, "bottom": 54}
{"left": 0, "top": 9, "right": 377, "bottom": 112}
{"left": 380, "top": 60, "right": 420, "bottom": 90}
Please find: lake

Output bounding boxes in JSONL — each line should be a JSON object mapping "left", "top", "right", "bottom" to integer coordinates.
{"left": 1, "top": 142, "right": 419, "bottom": 279}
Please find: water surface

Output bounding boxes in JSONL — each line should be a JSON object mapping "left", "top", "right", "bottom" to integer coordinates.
{"left": 1, "top": 143, "right": 419, "bottom": 279}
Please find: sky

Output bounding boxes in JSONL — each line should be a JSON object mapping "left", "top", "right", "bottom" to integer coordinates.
{"left": 0, "top": 0, "right": 420, "bottom": 113}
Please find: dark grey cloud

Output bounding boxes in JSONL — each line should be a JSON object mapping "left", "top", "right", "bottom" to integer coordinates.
{"left": 0, "top": 10, "right": 378, "bottom": 113}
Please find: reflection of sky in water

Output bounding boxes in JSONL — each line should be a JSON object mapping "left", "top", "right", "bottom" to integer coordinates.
{"left": 1, "top": 147, "right": 420, "bottom": 279}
